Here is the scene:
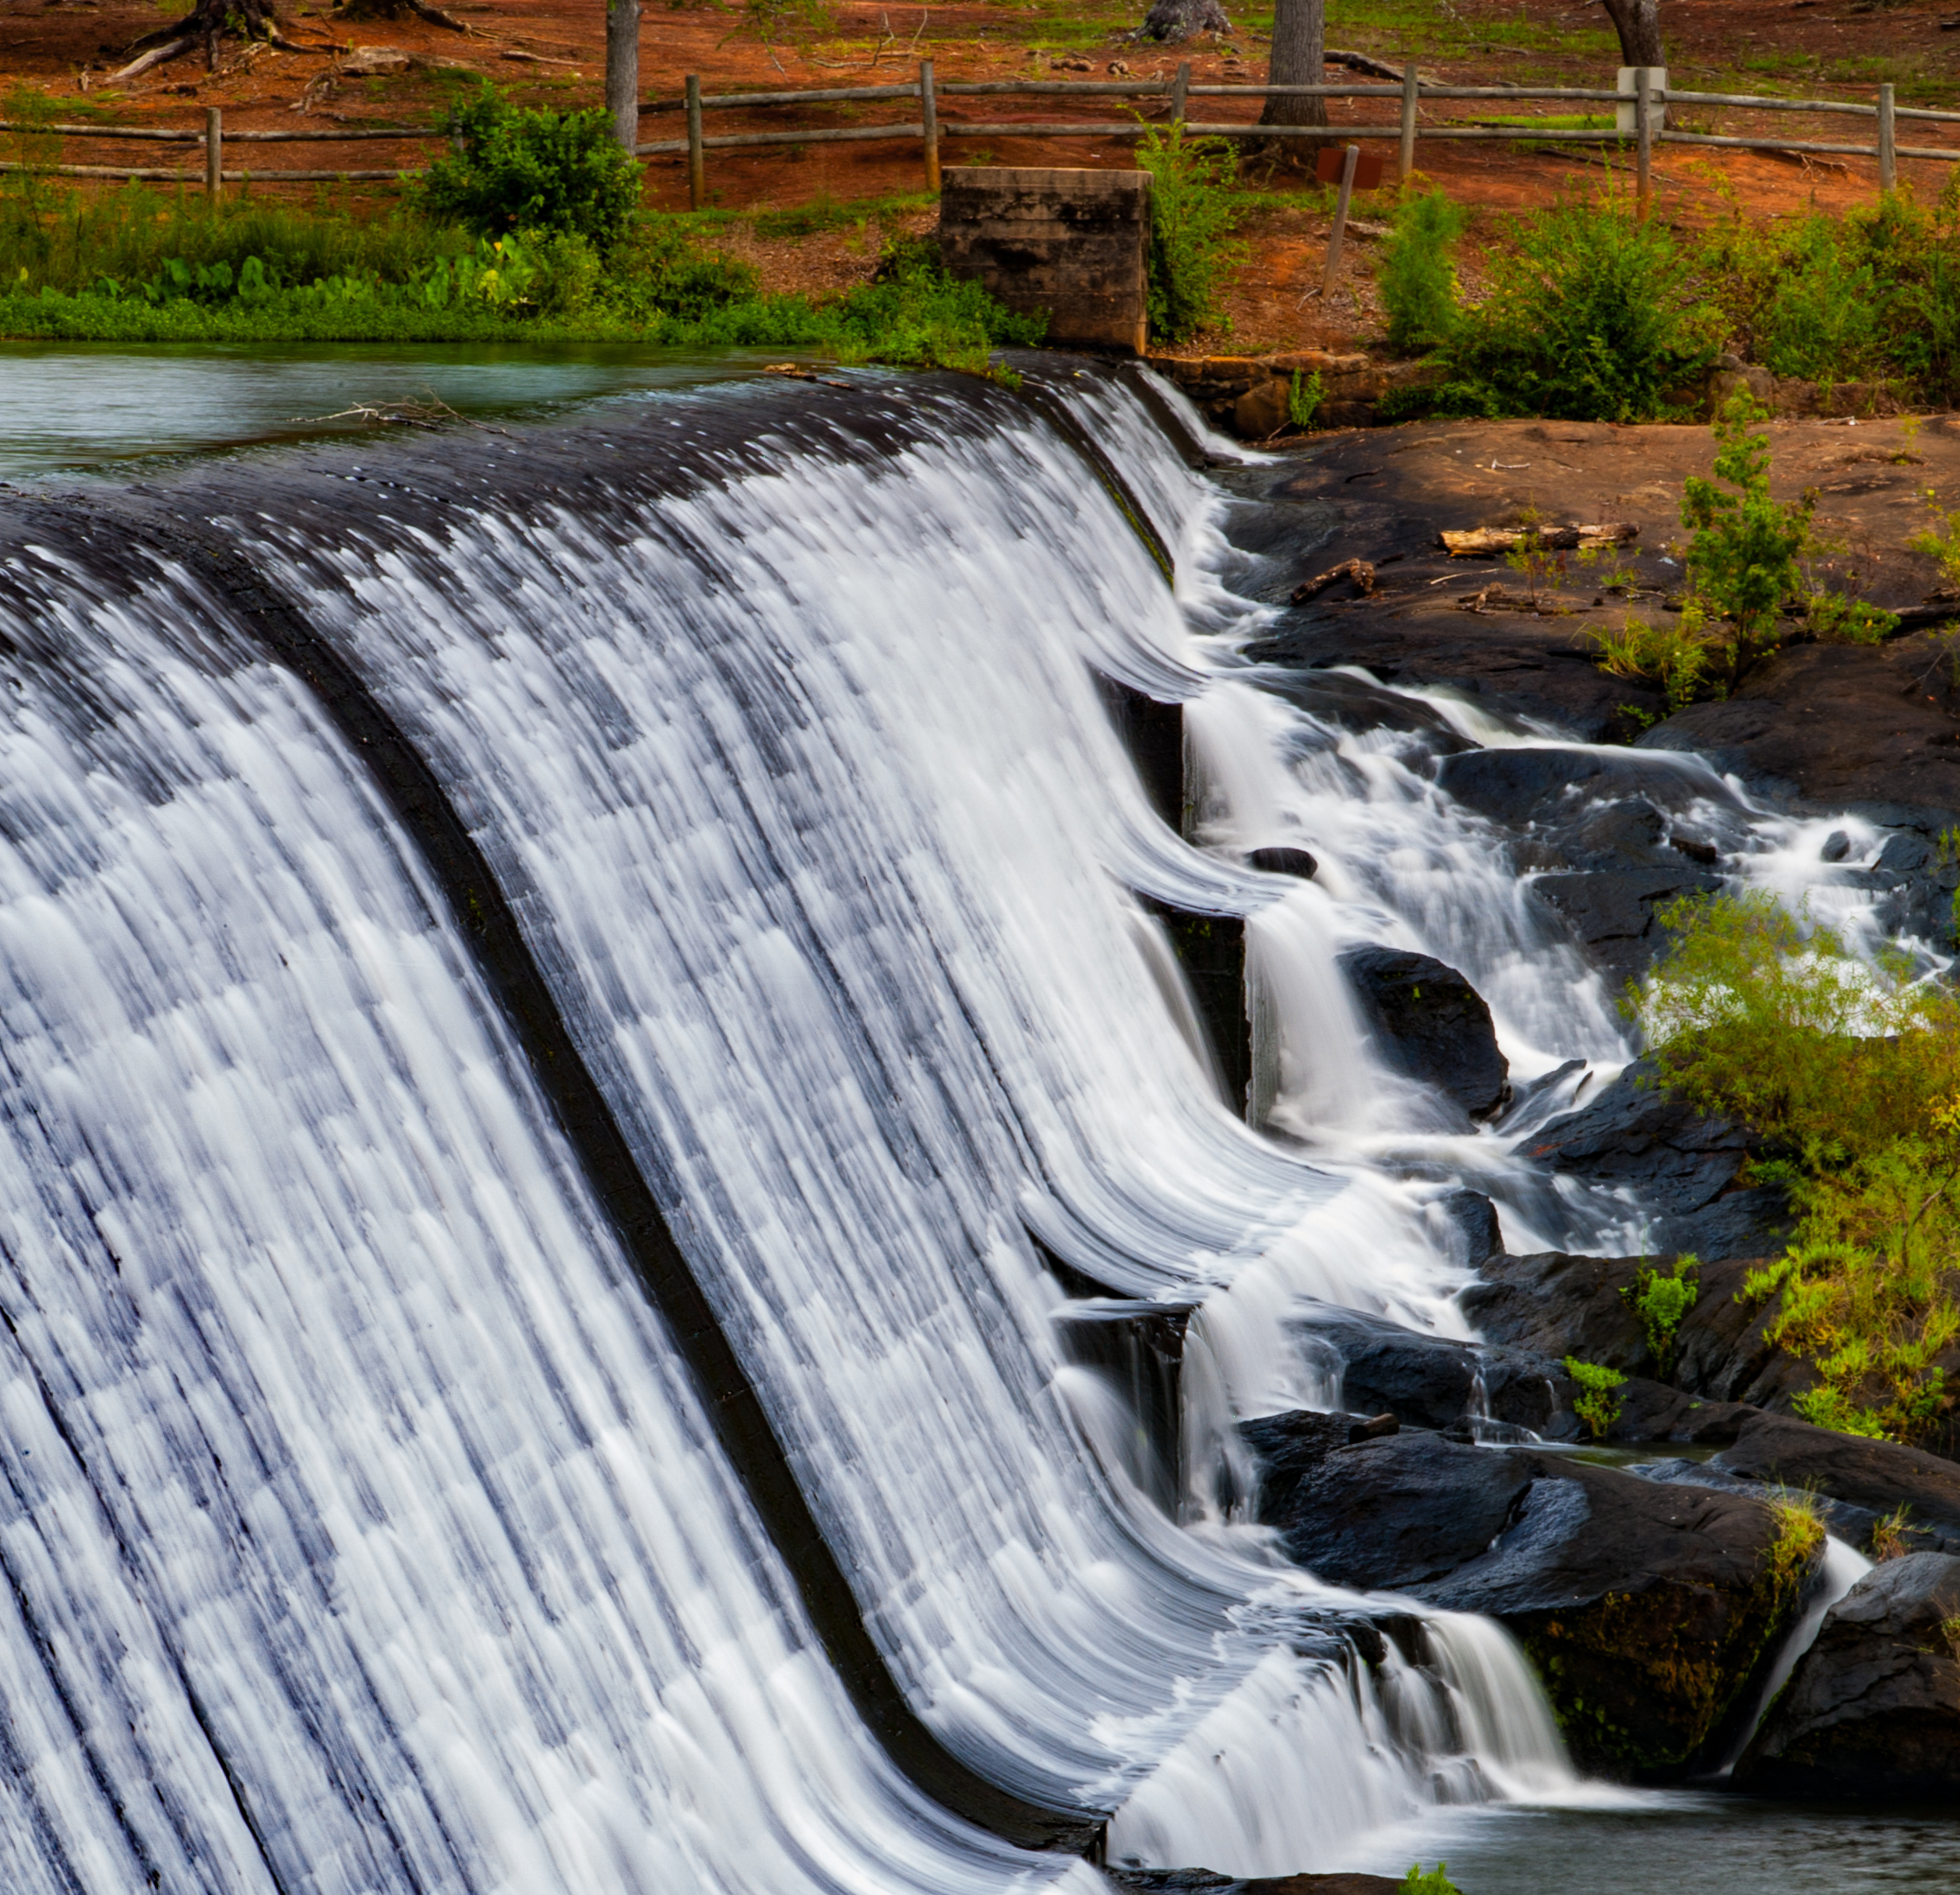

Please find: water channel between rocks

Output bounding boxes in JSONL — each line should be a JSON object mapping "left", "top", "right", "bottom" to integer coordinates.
{"left": 1, "top": 347, "right": 1956, "bottom": 1893}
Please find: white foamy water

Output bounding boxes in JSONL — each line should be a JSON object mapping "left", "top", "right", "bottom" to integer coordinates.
{"left": 15, "top": 362, "right": 1905, "bottom": 1890}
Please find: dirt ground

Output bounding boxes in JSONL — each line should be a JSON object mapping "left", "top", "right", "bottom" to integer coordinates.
{"left": 4, "top": 0, "right": 1958, "bottom": 354}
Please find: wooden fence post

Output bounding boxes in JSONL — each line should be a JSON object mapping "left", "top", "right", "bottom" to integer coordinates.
{"left": 1635, "top": 65, "right": 1653, "bottom": 218}
{"left": 1879, "top": 81, "right": 1897, "bottom": 192}
{"left": 920, "top": 58, "right": 939, "bottom": 192}
{"left": 205, "top": 106, "right": 220, "bottom": 198}
{"left": 1398, "top": 62, "right": 1419, "bottom": 183}
{"left": 685, "top": 73, "right": 705, "bottom": 209}
{"left": 1322, "top": 143, "right": 1359, "bottom": 297}
{"left": 1170, "top": 61, "right": 1190, "bottom": 127}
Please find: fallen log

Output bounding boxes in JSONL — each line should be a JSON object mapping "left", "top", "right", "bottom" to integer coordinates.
{"left": 1292, "top": 556, "right": 1377, "bottom": 603}
{"left": 1440, "top": 523, "right": 1638, "bottom": 556}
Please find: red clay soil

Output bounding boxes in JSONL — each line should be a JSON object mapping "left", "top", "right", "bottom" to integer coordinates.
{"left": 3, "top": 0, "right": 1958, "bottom": 353}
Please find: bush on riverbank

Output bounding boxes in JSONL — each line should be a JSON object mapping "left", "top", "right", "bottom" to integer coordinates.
{"left": 0, "top": 183, "right": 1042, "bottom": 372}
{"left": 1385, "top": 180, "right": 1960, "bottom": 422}
{"left": 1639, "top": 891, "right": 1960, "bottom": 1444}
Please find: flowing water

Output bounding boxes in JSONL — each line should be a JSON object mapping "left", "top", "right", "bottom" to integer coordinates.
{"left": 1, "top": 352, "right": 1955, "bottom": 1891}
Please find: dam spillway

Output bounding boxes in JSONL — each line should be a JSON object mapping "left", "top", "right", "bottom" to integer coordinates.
{"left": 0, "top": 361, "right": 1907, "bottom": 1894}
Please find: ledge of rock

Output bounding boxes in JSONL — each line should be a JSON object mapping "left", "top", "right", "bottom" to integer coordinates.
{"left": 1241, "top": 1423, "right": 1817, "bottom": 1779}
{"left": 1338, "top": 944, "right": 1509, "bottom": 1123}
{"left": 1109, "top": 1871, "right": 1404, "bottom": 1895}
{"left": 1144, "top": 351, "right": 1440, "bottom": 436}
{"left": 1734, "top": 1551, "right": 1960, "bottom": 1801}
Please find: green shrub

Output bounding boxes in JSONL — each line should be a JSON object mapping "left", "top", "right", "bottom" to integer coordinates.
{"left": 1565, "top": 1357, "right": 1627, "bottom": 1438}
{"left": 1379, "top": 187, "right": 1465, "bottom": 355}
{"left": 1640, "top": 891, "right": 1960, "bottom": 1442}
{"left": 1287, "top": 366, "right": 1323, "bottom": 430}
{"left": 419, "top": 86, "right": 641, "bottom": 248}
{"left": 1625, "top": 1255, "right": 1701, "bottom": 1373}
{"left": 1679, "top": 393, "right": 1816, "bottom": 693}
{"left": 1421, "top": 189, "right": 1717, "bottom": 421}
{"left": 1398, "top": 1865, "right": 1461, "bottom": 1895}
{"left": 1133, "top": 121, "right": 1246, "bottom": 344}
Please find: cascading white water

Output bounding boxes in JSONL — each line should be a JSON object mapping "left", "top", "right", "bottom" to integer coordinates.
{"left": 202, "top": 376, "right": 1576, "bottom": 1869}
{"left": 0, "top": 537, "right": 1105, "bottom": 1895}
{"left": 54, "top": 357, "right": 1937, "bottom": 1886}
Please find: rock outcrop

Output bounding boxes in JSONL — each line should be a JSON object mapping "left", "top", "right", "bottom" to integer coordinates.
{"left": 1338, "top": 945, "right": 1510, "bottom": 1123}
{"left": 1734, "top": 1552, "right": 1960, "bottom": 1801}
{"left": 1241, "top": 1422, "right": 1819, "bottom": 1778}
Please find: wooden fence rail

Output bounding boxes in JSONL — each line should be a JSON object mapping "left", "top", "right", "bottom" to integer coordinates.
{"left": 2, "top": 68, "right": 1955, "bottom": 205}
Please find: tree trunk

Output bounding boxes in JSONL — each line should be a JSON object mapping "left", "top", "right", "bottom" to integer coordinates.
{"left": 1138, "top": 0, "right": 1232, "bottom": 42}
{"left": 1599, "top": 0, "right": 1663, "bottom": 68}
{"left": 1261, "top": 0, "right": 1327, "bottom": 132}
{"left": 606, "top": 0, "right": 640, "bottom": 155}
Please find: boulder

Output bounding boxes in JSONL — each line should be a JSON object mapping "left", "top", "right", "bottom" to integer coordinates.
{"left": 1288, "top": 1309, "right": 1563, "bottom": 1436}
{"left": 1734, "top": 1552, "right": 1960, "bottom": 1801}
{"left": 1247, "top": 845, "right": 1319, "bottom": 880}
{"left": 1249, "top": 1428, "right": 1821, "bottom": 1778}
{"left": 1462, "top": 1248, "right": 1814, "bottom": 1407}
{"left": 1712, "top": 1410, "right": 1960, "bottom": 1551}
{"left": 1521, "top": 1058, "right": 1789, "bottom": 1259}
{"left": 1337, "top": 945, "right": 1510, "bottom": 1122}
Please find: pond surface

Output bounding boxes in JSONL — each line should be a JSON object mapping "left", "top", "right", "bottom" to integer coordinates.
{"left": 1348, "top": 1790, "right": 1960, "bottom": 1893}
{"left": 0, "top": 340, "right": 779, "bottom": 482}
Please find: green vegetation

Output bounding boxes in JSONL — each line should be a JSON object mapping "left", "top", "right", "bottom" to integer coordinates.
{"left": 1397, "top": 1867, "right": 1461, "bottom": 1895}
{"left": 1639, "top": 891, "right": 1960, "bottom": 1444}
{"left": 1406, "top": 189, "right": 1717, "bottom": 422}
{"left": 1286, "top": 366, "right": 1322, "bottom": 431}
{"left": 1133, "top": 121, "right": 1246, "bottom": 344}
{"left": 1565, "top": 1357, "right": 1628, "bottom": 1438}
{"left": 418, "top": 87, "right": 642, "bottom": 248}
{"left": 1378, "top": 188, "right": 1465, "bottom": 356}
{"left": 0, "top": 180, "right": 1041, "bottom": 372}
{"left": 1870, "top": 1503, "right": 1914, "bottom": 1560}
{"left": 1625, "top": 1255, "right": 1701, "bottom": 1374}
{"left": 1767, "top": 1493, "right": 1828, "bottom": 1600}
{"left": 1581, "top": 397, "right": 1897, "bottom": 710}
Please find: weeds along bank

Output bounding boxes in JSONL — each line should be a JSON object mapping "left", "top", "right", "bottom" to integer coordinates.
{"left": 0, "top": 91, "right": 1041, "bottom": 370}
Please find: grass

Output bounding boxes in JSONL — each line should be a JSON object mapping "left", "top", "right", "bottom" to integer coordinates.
{"left": 0, "top": 182, "right": 1043, "bottom": 374}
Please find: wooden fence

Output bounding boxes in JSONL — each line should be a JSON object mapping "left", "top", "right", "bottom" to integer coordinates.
{"left": 4, "top": 66, "right": 1958, "bottom": 207}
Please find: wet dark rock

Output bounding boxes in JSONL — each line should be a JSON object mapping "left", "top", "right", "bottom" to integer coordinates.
{"left": 1436, "top": 1187, "right": 1503, "bottom": 1270}
{"left": 1338, "top": 945, "right": 1510, "bottom": 1122}
{"left": 1109, "top": 1869, "right": 1403, "bottom": 1895}
{"left": 1520, "top": 1058, "right": 1789, "bottom": 1259}
{"left": 1734, "top": 1553, "right": 1960, "bottom": 1801}
{"left": 1463, "top": 1249, "right": 1821, "bottom": 1414}
{"left": 1246, "top": 665, "right": 1475, "bottom": 752}
{"left": 1712, "top": 1410, "right": 1960, "bottom": 1547}
{"left": 1435, "top": 746, "right": 1715, "bottom": 829}
{"left": 1822, "top": 828, "right": 1852, "bottom": 863}
{"left": 1289, "top": 1308, "right": 1563, "bottom": 1436}
{"left": 1528, "top": 867, "right": 1723, "bottom": 985}
{"left": 1253, "top": 1430, "right": 1815, "bottom": 1778}
{"left": 1246, "top": 845, "right": 1319, "bottom": 880}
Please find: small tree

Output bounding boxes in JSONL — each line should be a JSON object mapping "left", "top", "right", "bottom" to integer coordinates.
{"left": 420, "top": 88, "right": 642, "bottom": 249}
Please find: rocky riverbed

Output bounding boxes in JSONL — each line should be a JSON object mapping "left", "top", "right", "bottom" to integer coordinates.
{"left": 1200, "top": 411, "right": 1960, "bottom": 1808}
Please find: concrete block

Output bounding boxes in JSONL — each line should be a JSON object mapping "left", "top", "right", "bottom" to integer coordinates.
{"left": 939, "top": 166, "right": 1151, "bottom": 355}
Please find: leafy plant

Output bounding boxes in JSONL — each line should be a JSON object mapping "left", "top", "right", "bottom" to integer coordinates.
{"left": 1378, "top": 187, "right": 1466, "bottom": 355}
{"left": 1417, "top": 188, "right": 1719, "bottom": 422}
{"left": 1624, "top": 1254, "right": 1701, "bottom": 1374}
{"left": 1505, "top": 503, "right": 1562, "bottom": 605}
{"left": 1640, "top": 891, "right": 1960, "bottom": 1443}
{"left": 418, "top": 86, "right": 641, "bottom": 249}
{"left": 1911, "top": 487, "right": 1960, "bottom": 591}
{"left": 1287, "top": 366, "right": 1323, "bottom": 430}
{"left": 1398, "top": 1868, "right": 1461, "bottom": 1895}
{"left": 1679, "top": 393, "right": 1815, "bottom": 693}
{"left": 1133, "top": 120, "right": 1246, "bottom": 344}
{"left": 1565, "top": 1357, "right": 1627, "bottom": 1438}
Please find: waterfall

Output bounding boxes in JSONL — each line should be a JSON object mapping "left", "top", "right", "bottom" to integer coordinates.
{"left": 0, "top": 367, "right": 1604, "bottom": 1889}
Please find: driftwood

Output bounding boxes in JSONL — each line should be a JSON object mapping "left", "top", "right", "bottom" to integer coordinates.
{"left": 1292, "top": 556, "right": 1377, "bottom": 603}
{"left": 1440, "top": 522, "right": 1638, "bottom": 556}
